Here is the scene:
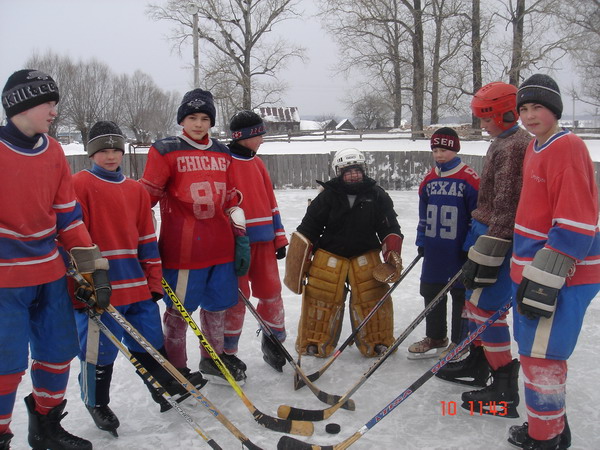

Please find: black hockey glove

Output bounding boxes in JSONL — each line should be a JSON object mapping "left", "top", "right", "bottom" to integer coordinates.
{"left": 151, "top": 291, "right": 164, "bottom": 303}
{"left": 70, "top": 245, "right": 112, "bottom": 309}
{"left": 461, "top": 235, "right": 512, "bottom": 290}
{"left": 517, "top": 248, "right": 574, "bottom": 320}
{"left": 417, "top": 246, "right": 425, "bottom": 257}
{"left": 276, "top": 246, "right": 287, "bottom": 260}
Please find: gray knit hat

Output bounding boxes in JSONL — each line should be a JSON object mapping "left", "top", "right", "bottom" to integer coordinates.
{"left": 2, "top": 69, "right": 59, "bottom": 118}
{"left": 517, "top": 74, "right": 563, "bottom": 119}
{"left": 87, "top": 121, "right": 125, "bottom": 157}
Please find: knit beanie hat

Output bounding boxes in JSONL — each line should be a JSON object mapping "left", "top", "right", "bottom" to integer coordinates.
{"left": 2, "top": 69, "right": 60, "bottom": 118}
{"left": 229, "top": 110, "right": 266, "bottom": 142}
{"left": 517, "top": 74, "right": 563, "bottom": 119}
{"left": 177, "top": 88, "right": 216, "bottom": 126}
{"left": 430, "top": 127, "right": 460, "bottom": 152}
{"left": 87, "top": 121, "right": 125, "bottom": 157}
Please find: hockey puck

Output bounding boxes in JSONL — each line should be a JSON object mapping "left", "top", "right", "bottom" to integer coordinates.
{"left": 325, "top": 423, "right": 341, "bottom": 434}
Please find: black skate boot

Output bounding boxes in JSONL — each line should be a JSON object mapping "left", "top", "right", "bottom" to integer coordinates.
{"left": 460, "top": 359, "right": 520, "bottom": 418}
{"left": 85, "top": 363, "right": 120, "bottom": 436}
{"left": 261, "top": 334, "right": 286, "bottom": 372}
{"left": 163, "top": 367, "right": 208, "bottom": 396}
{"left": 24, "top": 394, "right": 92, "bottom": 450}
{"left": 435, "top": 345, "right": 491, "bottom": 387}
{"left": 200, "top": 356, "right": 246, "bottom": 385}
{"left": 221, "top": 353, "right": 247, "bottom": 372}
{"left": 0, "top": 432, "right": 13, "bottom": 450}
{"left": 86, "top": 405, "right": 120, "bottom": 437}
{"left": 508, "top": 417, "right": 571, "bottom": 449}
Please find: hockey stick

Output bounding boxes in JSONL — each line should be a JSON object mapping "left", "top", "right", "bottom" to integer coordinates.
{"left": 294, "top": 254, "right": 421, "bottom": 390}
{"left": 69, "top": 268, "right": 263, "bottom": 450}
{"left": 277, "top": 299, "right": 513, "bottom": 450}
{"left": 277, "top": 269, "right": 462, "bottom": 422}
{"left": 83, "top": 307, "right": 222, "bottom": 449}
{"left": 237, "top": 288, "right": 355, "bottom": 411}
{"left": 162, "top": 278, "right": 314, "bottom": 436}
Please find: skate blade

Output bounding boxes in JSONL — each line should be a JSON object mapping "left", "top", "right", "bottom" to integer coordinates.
{"left": 434, "top": 374, "right": 490, "bottom": 388}
{"left": 407, "top": 348, "right": 445, "bottom": 360}
{"left": 201, "top": 372, "right": 246, "bottom": 386}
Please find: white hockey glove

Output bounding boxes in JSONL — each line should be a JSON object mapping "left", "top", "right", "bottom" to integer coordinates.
{"left": 517, "top": 248, "right": 574, "bottom": 320}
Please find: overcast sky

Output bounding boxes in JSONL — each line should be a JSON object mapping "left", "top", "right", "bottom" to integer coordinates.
{"left": 0, "top": 0, "right": 585, "bottom": 123}
{"left": 0, "top": 0, "right": 352, "bottom": 120}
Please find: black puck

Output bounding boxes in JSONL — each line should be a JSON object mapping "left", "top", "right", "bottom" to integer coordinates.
{"left": 325, "top": 423, "right": 341, "bottom": 434}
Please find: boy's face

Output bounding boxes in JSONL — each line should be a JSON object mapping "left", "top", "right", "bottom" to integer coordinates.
{"left": 342, "top": 167, "right": 364, "bottom": 184}
{"left": 91, "top": 148, "right": 124, "bottom": 172}
{"left": 431, "top": 147, "right": 455, "bottom": 164}
{"left": 518, "top": 103, "right": 557, "bottom": 140}
{"left": 14, "top": 101, "right": 58, "bottom": 136}
{"left": 479, "top": 117, "right": 504, "bottom": 138}
{"left": 181, "top": 113, "right": 211, "bottom": 140}
{"left": 239, "top": 135, "right": 264, "bottom": 152}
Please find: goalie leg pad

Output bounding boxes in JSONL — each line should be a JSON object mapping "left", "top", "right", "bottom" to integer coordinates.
{"left": 284, "top": 232, "right": 312, "bottom": 294}
{"left": 295, "top": 249, "right": 349, "bottom": 358}
{"left": 348, "top": 251, "right": 395, "bottom": 357}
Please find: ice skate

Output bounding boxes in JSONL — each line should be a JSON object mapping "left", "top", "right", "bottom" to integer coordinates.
{"left": 200, "top": 356, "right": 246, "bottom": 385}
{"left": 222, "top": 353, "right": 248, "bottom": 372}
{"left": 508, "top": 418, "right": 571, "bottom": 449}
{"left": 407, "top": 336, "right": 449, "bottom": 360}
{"left": 0, "top": 432, "right": 13, "bottom": 450}
{"left": 261, "top": 334, "right": 286, "bottom": 372}
{"left": 86, "top": 404, "right": 120, "bottom": 437}
{"left": 438, "top": 342, "right": 468, "bottom": 361}
{"left": 435, "top": 345, "right": 491, "bottom": 387}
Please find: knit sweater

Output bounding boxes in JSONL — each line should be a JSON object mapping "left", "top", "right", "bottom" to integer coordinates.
{"left": 471, "top": 125, "right": 531, "bottom": 239}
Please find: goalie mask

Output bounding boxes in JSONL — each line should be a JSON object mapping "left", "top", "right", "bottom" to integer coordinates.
{"left": 471, "top": 81, "right": 519, "bottom": 131}
{"left": 332, "top": 148, "right": 368, "bottom": 179}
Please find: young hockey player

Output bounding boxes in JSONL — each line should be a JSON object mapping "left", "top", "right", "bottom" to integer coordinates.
{"left": 224, "top": 111, "right": 289, "bottom": 372}
{"left": 506, "top": 74, "right": 600, "bottom": 450}
{"left": 0, "top": 69, "right": 110, "bottom": 450}
{"left": 435, "top": 81, "right": 531, "bottom": 419}
{"left": 290, "top": 148, "right": 403, "bottom": 358}
{"left": 72, "top": 121, "right": 206, "bottom": 434}
{"left": 408, "top": 127, "right": 479, "bottom": 359}
{"left": 140, "top": 89, "right": 250, "bottom": 384}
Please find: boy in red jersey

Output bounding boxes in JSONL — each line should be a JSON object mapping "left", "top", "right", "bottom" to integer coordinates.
{"left": 140, "top": 89, "right": 250, "bottom": 383}
{"left": 224, "top": 111, "right": 289, "bottom": 372}
{"left": 0, "top": 69, "right": 110, "bottom": 450}
{"left": 507, "top": 74, "right": 600, "bottom": 450}
{"left": 72, "top": 121, "right": 206, "bottom": 434}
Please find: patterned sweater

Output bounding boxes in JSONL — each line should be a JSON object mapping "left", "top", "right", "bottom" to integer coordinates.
{"left": 471, "top": 125, "right": 531, "bottom": 239}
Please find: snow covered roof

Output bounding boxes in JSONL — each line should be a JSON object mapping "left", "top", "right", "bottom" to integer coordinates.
{"left": 257, "top": 107, "right": 300, "bottom": 123}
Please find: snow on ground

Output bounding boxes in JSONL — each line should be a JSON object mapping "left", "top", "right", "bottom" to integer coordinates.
{"left": 8, "top": 189, "right": 600, "bottom": 449}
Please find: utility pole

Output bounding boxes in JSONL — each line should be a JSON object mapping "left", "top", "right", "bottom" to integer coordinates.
{"left": 186, "top": 3, "right": 200, "bottom": 88}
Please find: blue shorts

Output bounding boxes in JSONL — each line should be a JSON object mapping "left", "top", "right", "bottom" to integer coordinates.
{"left": 163, "top": 263, "right": 238, "bottom": 312}
{"left": 0, "top": 277, "right": 80, "bottom": 374}
{"left": 464, "top": 219, "right": 513, "bottom": 310}
{"left": 512, "top": 282, "right": 599, "bottom": 360}
{"left": 75, "top": 299, "right": 164, "bottom": 366}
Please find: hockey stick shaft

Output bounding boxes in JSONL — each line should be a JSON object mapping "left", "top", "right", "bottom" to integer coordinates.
{"left": 278, "top": 299, "right": 513, "bottom": 450}
{"left": 278, "top": 269, "right": 462, "bottom": 422}
{"left": 237, "top": 288, "right": 354, "bottom": 411}
{"left": 295, "top": 255, "right": 421, "bottom": 389}
{"left": 84, "top": 308, "right": 222, "bottom": 449}
{"left": 162, "top": 278, "right": 313, "bottom": 436}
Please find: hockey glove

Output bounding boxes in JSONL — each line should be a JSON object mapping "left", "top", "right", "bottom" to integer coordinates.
{"left": 235, "top": 236, "right": 251, "bottom": 276}
{"left": 517, "top": 248, "right": 574, "bottom": 320}
{"left": 151, "top": 291, "right": 164, "bottom": 303}
{"left": 276, "top": 246, "right": 287, "bottom": 260}
{"left": 374, "top": 234, "right": 404, "bottom": 283}
{"left": 70, "top": 245, "right": 111, "bottom": 309}
{"left": 417, "top": 246, "right": 425, "bottom": 257}
{"left": 461, "top": 235, "right": 512, "bottom": 290}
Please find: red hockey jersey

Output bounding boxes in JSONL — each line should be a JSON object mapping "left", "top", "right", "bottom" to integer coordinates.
{"left": 140, "top": 135, "right": 239, "bottom": 269}
{"left": 0, "top": 134, "right": 92, "bottom": 288}
{"left": 73, "top": 166, "right": 162, "bottom": 306}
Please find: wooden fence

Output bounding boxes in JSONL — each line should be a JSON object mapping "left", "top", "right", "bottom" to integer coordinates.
{"left": 65, "top": 150, "right": 599, "bottom": 193}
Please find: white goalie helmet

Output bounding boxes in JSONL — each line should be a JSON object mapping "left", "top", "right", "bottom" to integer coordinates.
{"left": 331, "top": 148, "right": 367, "bottom": 177}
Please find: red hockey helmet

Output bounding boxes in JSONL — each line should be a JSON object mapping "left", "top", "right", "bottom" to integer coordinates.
{"left": 471, "top": 82, "right": 519, "bottom": 130}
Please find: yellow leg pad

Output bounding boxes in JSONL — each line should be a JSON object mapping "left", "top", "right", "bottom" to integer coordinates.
{"left": 348, "top": 251, "right": 395, "bottom": 357}
{"left": 295, "top": 249, "right": 349, "bottom": 357}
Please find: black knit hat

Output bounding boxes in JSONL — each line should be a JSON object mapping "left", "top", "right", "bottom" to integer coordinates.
{"left": 2, "top": 69, "right": 60, "bottom": 118}
{"left": 229, "top": 110, "right": 266, "bottom": 142}
{"left": 177, "top": 88, "right": 216, "bottom": 126}
{"left": 430, "top": 127, "right": 460, "bottom": 152}
{"left": 517, "top": 74, "right": 563, "bottom": 119}
{"left": 87, "top": 121, "right": 125, "bottom": 157}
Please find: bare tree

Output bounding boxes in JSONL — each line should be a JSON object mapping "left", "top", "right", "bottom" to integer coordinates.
{"left": 350, "top": 92, "right": 392, "bottom": 129}
{"left": 147, "top": 0, "right": 306, "bottom": 109}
